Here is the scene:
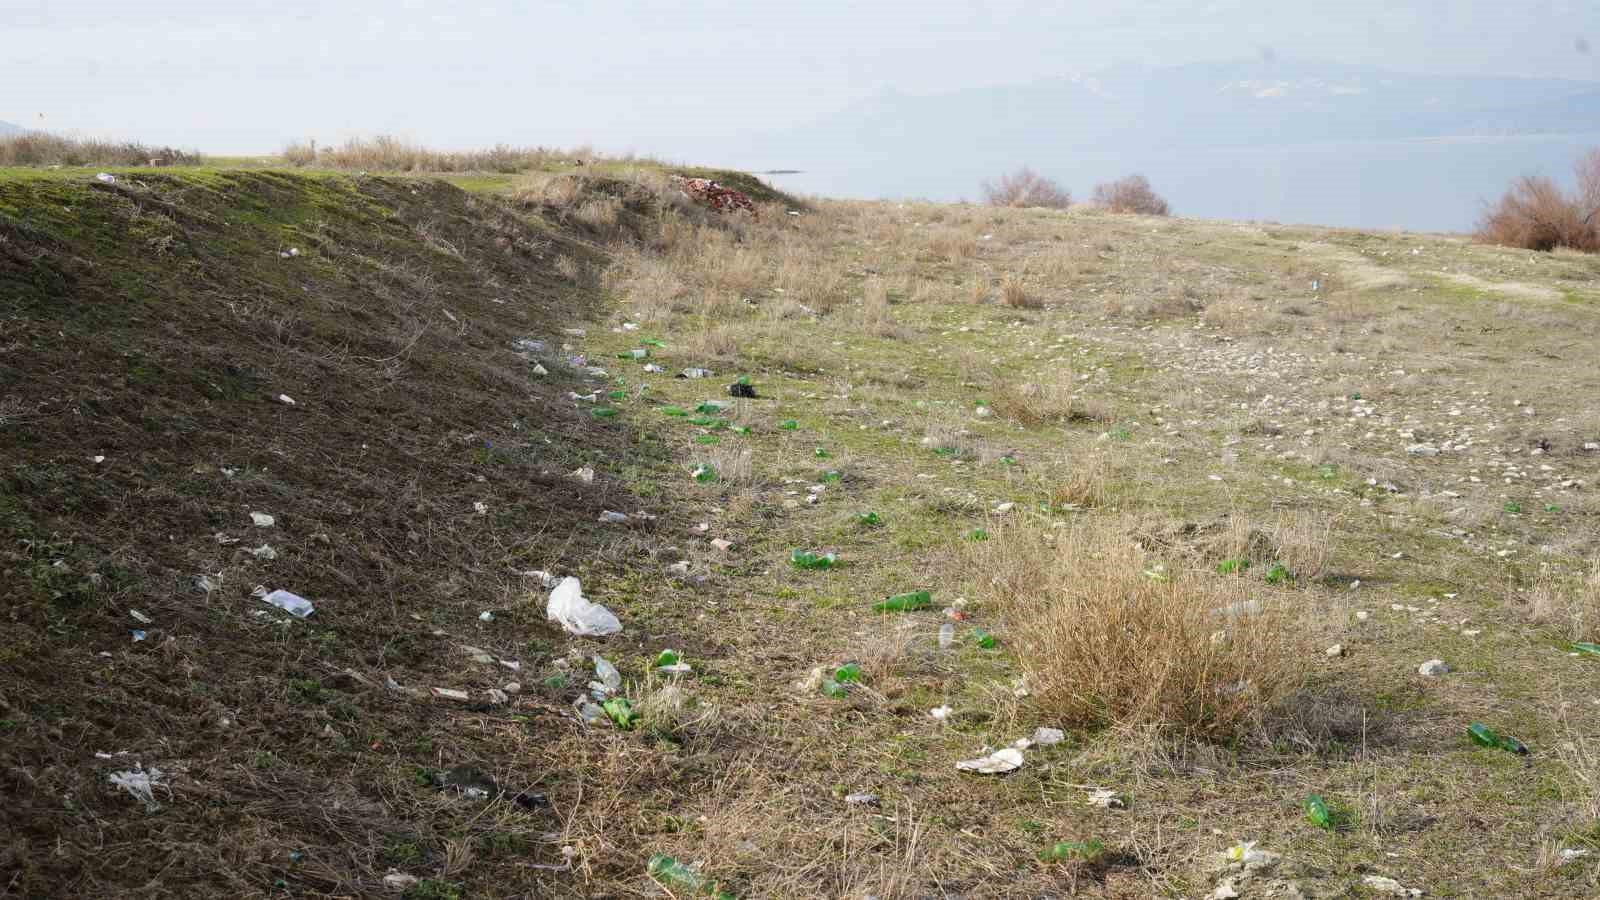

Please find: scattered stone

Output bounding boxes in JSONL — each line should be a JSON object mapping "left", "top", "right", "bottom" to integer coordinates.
{"left": 1326, "top": 644, "right": 1344, "bottom": 657}
{"left": 250, "top": 511, "right": 275, "bottom": 527}
{"left": 1086, "top": 788, "right": 1125, "bottom": 809}
{"left": 930, "top": 705, "right": 953, "bottom": 720}
{"left": 1417, "top": 659, "right": 1449, "bottom": 677}
{"left": 277, "top": 394, "right": 296, "bottom": 406}
{"left": 430, "top": 687, "right": 471, "bottom": 702}
{"left": 570, "top": 466, "right": 595, "bottom": 484}
{"left": 382, "top": 872, "right": 419, "bottom": 892}
{"left": 711, "top": 538, "right": 734, "bottom": 553}
{"left": 248, "top": 544, "right": 277, "bottom": 560}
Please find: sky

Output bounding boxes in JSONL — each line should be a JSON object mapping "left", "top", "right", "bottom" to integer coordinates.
{"left": 3, "top": 0, "right": 1598, "bottom": 158}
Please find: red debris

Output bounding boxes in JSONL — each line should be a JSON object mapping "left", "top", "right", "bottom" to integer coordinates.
{"left": 673, "top": 176, "right": 757, "bottom": 216}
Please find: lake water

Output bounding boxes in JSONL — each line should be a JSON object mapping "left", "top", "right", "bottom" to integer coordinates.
{"left": 752, "top": 133, "right": 1600, "bottom": 234}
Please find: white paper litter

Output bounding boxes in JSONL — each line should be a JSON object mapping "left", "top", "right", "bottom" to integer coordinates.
{"left": 955, "top": 747, "right": 1024, "bottom": 774}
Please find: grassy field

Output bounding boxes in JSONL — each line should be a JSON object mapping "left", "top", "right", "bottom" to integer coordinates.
{"left": 3, "top": 160, "right": 1600, "bottom": 898}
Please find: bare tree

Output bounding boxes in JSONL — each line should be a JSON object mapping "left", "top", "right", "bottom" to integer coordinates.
{"left": 1091, "top": 174, "right": 1170, "bottom": 216}
{"left": 982, "top": 167, "right": 1072, "bottom": 209}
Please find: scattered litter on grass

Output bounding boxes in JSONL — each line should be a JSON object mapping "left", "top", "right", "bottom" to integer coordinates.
{"left": 602, "top": 697, "right": 636, "bottom": 729}
{"left": 938, "top": 623, "right": 955, "bottom": 649}
{"left": 873, "top": 590, "right": 931, "bottom": 612}
{"left": 1305, "top": 795, "right": 1331, "bottom": 829}
{"left": 277, "top": 394, "right": 296, "bottom": 406}
{"left": 711, "top": 538, "right": 734, "bottom": 552}
{"left": 478, "top": 611, "right": 494, "bottom": 623}
{"left": 1040, "top": 838, "right": 1104, "bottom": 863}
{"left": 682, "top": 367, "right": 712, "bottom": 379}
{"left": 129, "top": 609, "right": 151, "bottom": 624}
{"left": 931, "top": 705, "right": 952, "bottom": 720}
{"left": 1032, "top": 727, "right": 1065, "bottom": 745}
{"left": 729, "top": 381, "right": 757, "bottom": 398}
{"left": 592, "top": 655, "right": 622, "bottom": 694}
{"left": 692, "top": 464, "right": 717, "bottom": 483}
{"left": 1361, "top": 874, "right": 1422, "bottom": 897}
{"left": 248, "top": 544, "right": 276, "bottom": 560}
{"left": 655, "top": 649, "right": 691, "bottom": 674}
{"left": 95, "top": 172, "right": 115, "bottom": 184}
{"left": 569, "top": 466, "right": 595, "bottom": 484}
{"left": 647, "top": 853, "right": 734, "bottom": 899}
{"left": 249, "top": 511, "right": 275, "bottom": 527}
{"left": 261, "top": 589, "right": 314, "bottom": 618}
{"left": 956, "top": 747, "right": 1024, "bottom": 774}
{"left": 546, "top": 577, "right": 622, "bottom": 636}
{"left": 430, "top": 687, "right": 471, "bottom": 702}
{"left": 131, "top": 629, "right": 146, "bottom": 642}
{"left": 1468, "top": 722, "right": 1529, "bottom": 755}
{"left": 845, "top": 792, "right": 880, "bottom": 806}
{"left": 790, "top": 549, "right": 837, "bottom": 570}
{"left": 599, "top": 510, "right": 629, "bottom": 524}
{"left": 1086, "top": 788, "right": 1124, "bottom": 809}
{"left": 108, "top": 764, "right": 165, "bottom": 810}
{"left": 1417, "top": 659, "right": 1448, "bottom": 676}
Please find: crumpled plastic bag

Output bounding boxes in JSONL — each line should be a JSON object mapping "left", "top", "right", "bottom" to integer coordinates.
{"left": 955, "top": 747, "right": 1024, "bottom": 774}
{"left": 546, "top": 577, "right": 621, "bottom": 636}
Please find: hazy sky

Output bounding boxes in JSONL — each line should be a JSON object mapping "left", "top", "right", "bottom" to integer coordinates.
{"left": 4, "top": 1, "right": 1597, "bottom": 157}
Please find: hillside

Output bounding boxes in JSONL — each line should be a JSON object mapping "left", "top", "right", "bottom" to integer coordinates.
{"left": 4, "top": 163, "right": 1600, "bottom": 897}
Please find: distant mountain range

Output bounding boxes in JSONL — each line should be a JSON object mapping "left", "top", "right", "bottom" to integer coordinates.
{"left": 0, "top": 121, "right": 22, "bottom": 136}
{"left": 756, "top": 60, "right": 1600, "bottom": 163}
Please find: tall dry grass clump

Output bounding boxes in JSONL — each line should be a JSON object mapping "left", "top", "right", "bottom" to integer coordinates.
{"left": 1090, "top": 174, "right": 1170, "bottom": 215}
{"left": 986, "top": 371, "right": 1109, "bottom": 429}
{"left": 981, "top": 167, "right": 1072, "bottom": 209}
{"left": 1000, "top": 274, "right": 1041, "bottom": 309}
{"left": 0, "top": 132, "right": 201, "bottom": 167}
{"left": 1528, "top": 558, "right": 1600, "bottom": 641}
{"left": 975, "top": 518, "right": 1304, "bottom": 739}
{"left": 1477, "top": 149, "right": 1600, "bottom": 253}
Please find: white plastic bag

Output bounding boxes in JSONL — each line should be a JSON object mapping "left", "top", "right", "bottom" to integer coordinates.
{"left": 546, "top": 577, "right": 621, "bottom": 636}
{"left": 262, "top": 589, "right": 314, "bottom": 618}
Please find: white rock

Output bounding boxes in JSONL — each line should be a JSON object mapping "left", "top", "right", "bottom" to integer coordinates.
{"left": 1361, "top": 874, "right": 1421, "bottom": 897}
{"left": 277, "top": 394, "right": 296, "bottom": 406}
{"left": 383, "top": 872, "right": 419, "bottom": 891}
{"left": 1326, "top": 644, "right": 1344, "bottom": 657}
{"left": 248, "top": 544, "right": 277, "bottom": 560}
{"left": 1417, "top": 659, "right": 1449, "bottom": 677}
{"left": 250, "top": 512, "right": 275, "bottom": 527}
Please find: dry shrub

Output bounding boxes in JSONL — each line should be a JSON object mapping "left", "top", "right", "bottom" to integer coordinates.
{"left": 858, "top": 280, "right": 912, "bottom": 340}
{"left": 1477, "top": 150, "right": 1600, "bottom": 252}
{"left": 603, "top": 251, "right": 689, "bottom": 323}
{"left": 573, "top": 196, "right": 623, "bottom": 235}
{"left": 1091, "top": 174, "right": 1171, "bottom": 215}
{"left": 1046, "top": 454, "right": 1108, "bottom": 509}
{"left": 977, "top": 518, "right": 1304, "bottom": 739}
{"left": 1000, "top": 274, "right": 1041, "bottom": 309}
{"left": 1270, "top": 510, "right": 1334, "bottom": 581}
{"left": 686, "top": 323, "right": 741, "bottom": 360}
{"left": 1528, "top": 559, "right": 1600, "bottom": 641}
{"left": 282, "top": 141, "right": 317, "bottom": 166}
{"left": 0, "top": 131, "right": 201, "bottom": 167}
{"left": 982, "top": 166, "right": 1072, "bottom": 209}
{"left": 924, "top": 228, "right": 978, "bottom": 262}
{"left": 705, "top": 445, "right": 754, "bottom": 485}
{"left": 987, "top": 372, "right": 1108, "bottom": 429}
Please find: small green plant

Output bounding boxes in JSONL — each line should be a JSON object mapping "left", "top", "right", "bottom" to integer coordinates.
{"left": 691, "top": 464, "right": 717, "bottom": 483}
{"left": 1216, "top": 558, "right": 1249, "bottom": 575}
{"left": 967, "top": 528, "right": 989, "bottom": 541}
{"left": 1040, "top": 838, "right": 1105, "bottom": 863}
{"left": 1263, "top": 562, "right": 1290, "bottom": 585}
{"left": 779, "top": 419, "right": 798, "bottom": 430}
{"left": 1504, "top": 502, "right": 1522, "bottom": 514}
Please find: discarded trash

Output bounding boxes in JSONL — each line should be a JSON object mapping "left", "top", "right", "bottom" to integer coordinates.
{"left": 576, "top": 700, "right": 605, "bottom": 725}
{"left": 570, "top": 466, "right": 596, "bottom": 484}
{"left": 478, "top": 610, "right": 494, "bottom": 622}
{"left": 646, "top": 853, "right": 735, "bottom": 899}
{"left": 1361, "top": 874, "right": 1422, "bottom": 897}
{"left": 262, "top": 589, "right": 314, "bottom": 618}
{"left": 513, "top": 338, "right": 546, "bottom": 353}
{"left": 832, "top": 662, "right": 862, "bottom": 684}
{"left": 619, "top": 348, "right": 648, "bottom": 360}
{"left": 696, "top": 401, "right": 728, "bottom": 414}
{"left": 655, "top": 649, "right": 691, "bottom": 674}
{"left": 710, "top": 538, "right": 734, "bottom": 552}
{"left": 972, "top": 627, "right": 996, "bottom": 649}
{"left": 938, "top": 623, "right": 955, "bottom": 649}
{"left": 692, "top": 464, "right": 717, "bottom": 483}
{"left": 1467, "top": 722, "right": 1529, "bottom": 755}
{"left": 779, "top": 419, "right": 798, "bottom": 430}
{"left": 1031, "top": 727, "right": 1065, "bottom": 745}
{"left": 1417, "top": 659, "right": 1449, "bottom": 677}
{"left": 729, "top": 382, "right": 757, "bottom": 398}
{"left": 382, "top": 872, "right": 419, "bottom": 891}
{"left": 1572, "top": 642, "right": 1600, "bottom": 659}
{"left": 790, "top": 549, "right": 837, "bottom": 570}
{"left": 250, "top": 511, "right": 275, "bottom": 527}
{"left": 546, "top": 577, "right": 622, "bottom": 636}
{"left": 813, "top": 447, "right": 830, "bottom": 458}
{"left": 592, "top": 655, "right": 622, "bottom": 693}
{"left": 845, "top": 792, "right": 880, "bottom": 806}
{"left": 129, "top": 609, "right": 151, "bottom": 624}
{"left": 602, "top": 697, "right": 636, "bottom": 729}
{"left": 956, "top": 747, "right": 1024, "bottom": 774}
{"left": 131, "top": 629, "right": 147, "bottom": 642}
{"left": 873, "top": 590, "right": 931, "bottom": 612}
{"left": 108, "top": 764, "right": 164, "bottom": 809}
{"left": 95, "top": 172, "right": 116, "bottom": 184}
{"left": 590, "top": 406, "right": 618, "bottom": 418}
{"left": 430, "top": 687, "right": 471, "bottom": 702}
{"left": 1040, "top": 838, "right": 1104, "bottom": 863}
{"left": 857, "top": 511, "right": 882, "bottom": 526}
{"left": 248, "top": 544, "right": 277, "bottom": 560}
{"left": 930, "top": 705, "right": 952, "bottom": 720}
{"left": 1304, "top": 795, "right": 1331, "bottom": 829}
{"left": 1085, "top": 788, "right": 1124, "bottom": 809}
{"left": 598, "top": 510, "right": 629, "bottom": 524}
{"left": 819, "top": 678, "right": 848, "bottom": 699}
{"left": 682, "top": 367, "right": 713, "bottom": 379}
{"left": 1224, "top": 840, "right": 1279, "bottom": 871}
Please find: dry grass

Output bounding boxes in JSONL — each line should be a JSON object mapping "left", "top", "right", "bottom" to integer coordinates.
{"left": 1271, "top": 509, "right": 1335, "bottom": 581}
{"left": 976, "top": 517, "right": 1306, "bottom": 739}
{"left": 857, "top": 279, "right": 913, "bottom": 340}
{"left": 1528, "top": 558, "right": 1600, "bottom": 641}
{"left": 986, "top": 371, "right": 1108, "bottom": 429}
{"left": 0, "top": 131, "right": 201, "bottom": 167}
{"left": 1000, "top": 273, "right": 1041, "bottom": 309}
{"left": 283, "top": 135, "right": 596, "bottom": 173}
